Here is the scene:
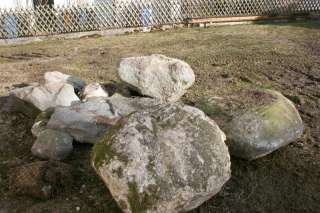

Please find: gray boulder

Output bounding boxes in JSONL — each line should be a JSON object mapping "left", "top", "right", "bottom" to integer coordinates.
{"left": 82, "top": 83, "right": 109, "bottom": 101}
{"left": 196, "top": 89, "right": 304, "bottom": 160}
{"left": 118, "top": 54, "right": 195, "bottom": 102}
{"left": 107, "top": 93, "right": 160, "bottom": 117}
{"left": 31, "top": 129, "right": 73, "bottom": 161}
{"left": 92, "top": 103, "right": 231, "bottom": 213}
{"left": 44, "top": 71, "right": 86, "bottom": 91}
{"left": 11, "top": 82, "right": 80, "bottom": 111}
{"left": 47, "top": 95, "right": 160, "bottom": 143}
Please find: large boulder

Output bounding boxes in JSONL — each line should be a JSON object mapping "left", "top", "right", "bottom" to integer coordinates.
{"left": 44, "top": 71, "right": 86, "bottom": 91}
{"left": 118, "top": 54, "right": 195, "bottom": 102}
{"left": 196, "top": 89, "right": 304, "bottom": 160}
{"left": 47, "top": 95, "right": 159, "bottom": 143}
{"left": 92, "top": 104, "right": 231, "bottom": 213}
{"left": 10, "top": 82, "right": 80, "bottom": 111}
{"left": 82, "top": 83, "right": 109, "bottom": 101}
{"left": 31, "top": 129, "right": 73, "bottom": 161}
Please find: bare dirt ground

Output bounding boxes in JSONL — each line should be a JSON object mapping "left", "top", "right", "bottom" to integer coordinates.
{"left": 0, "top": 21, "right": 320, "bottom": 213}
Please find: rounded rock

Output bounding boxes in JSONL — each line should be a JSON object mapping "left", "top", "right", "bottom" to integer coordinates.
{"left": 31, "top": 129, "right": 73, "bottom": 161}
{"left": 196, "top": 89, "right": 304, "bottom": 160}
{"left": 92, "top": 103, "right": 231, "bottom": 213}
{"left": 118, "top": 54, "right": 195, "bottom": 102}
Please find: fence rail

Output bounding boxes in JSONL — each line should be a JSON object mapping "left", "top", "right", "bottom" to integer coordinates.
{"left": 0, "top": 0, "right": 319, "bottom": 39}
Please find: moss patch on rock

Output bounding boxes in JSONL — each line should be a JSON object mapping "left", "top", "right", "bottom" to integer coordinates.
{"left": 127, "top": 181, "right": 160, "bottom": 213}
{"left": 91, "top": 118, "right": 128, "bottom": 169}
{"left": 196, "top": 88, "right": 303, "bottom": 160}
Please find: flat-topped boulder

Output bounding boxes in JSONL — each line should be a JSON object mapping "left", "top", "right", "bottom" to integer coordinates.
{"left": 118, "top": 54, "right": 195, "bottom": 102}
{"left": 92, "top": 103, "right": 230, "bottom": 213}
{"left": 47, "top": 95, "right": 160, "bottom": 143}
{"left": 196, "top": 89, "right": 304, "bottom": 160}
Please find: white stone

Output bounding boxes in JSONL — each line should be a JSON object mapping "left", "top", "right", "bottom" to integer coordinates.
{"left": 118, "top": 54, "right": 195, "bottom": 102}
{"left": 44, "top": 71, "right": 86, "bottom": 90}
{"left": 83, "top": 83, "right": 109, "bottom": 101}
{"left": 11, "top": 82, "right": 80, "bottom": 111}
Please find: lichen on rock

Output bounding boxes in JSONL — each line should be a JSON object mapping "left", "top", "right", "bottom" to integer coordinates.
{"left": 196, "top": 89, "right": 304, "bottom": 160}
{"left": 92, "top": 103, "right": 231, "bottom": 213}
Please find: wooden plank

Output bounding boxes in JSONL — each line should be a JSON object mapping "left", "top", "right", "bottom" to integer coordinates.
{"left": 187, "top": 16, "right": 291, "bottom": 24}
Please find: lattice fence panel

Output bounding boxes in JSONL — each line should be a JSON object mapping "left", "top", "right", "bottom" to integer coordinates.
{"left": 0, "top": 0, "right": 319, "bottom": 39}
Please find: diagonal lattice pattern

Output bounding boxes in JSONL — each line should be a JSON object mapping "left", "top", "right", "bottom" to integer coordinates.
{"left": 0, "top": 0, "right": 319, "bottom": 39}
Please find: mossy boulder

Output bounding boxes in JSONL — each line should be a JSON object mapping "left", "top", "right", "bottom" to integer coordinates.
{"left": 92, "top": 103, "right": 231, "bottom": 213}
{"left": 196, "top": 89, "right": 304, "bottom": 160}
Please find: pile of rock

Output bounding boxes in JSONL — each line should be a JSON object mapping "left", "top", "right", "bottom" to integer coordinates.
{"left": 10, "top": 54, "right": 304, "bottom": 213}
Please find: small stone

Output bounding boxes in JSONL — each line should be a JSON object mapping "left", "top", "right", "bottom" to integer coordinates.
{"left": 31, "top": 129, "right": 73, "bottom": 161}
{"left": 82, "top": 83, "right": 109, "bottom": 101}
{"left": 76, "top": 206, "right": 81, "bottom": 212}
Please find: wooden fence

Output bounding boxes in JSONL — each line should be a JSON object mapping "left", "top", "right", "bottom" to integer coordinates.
{"left": 0, "top": 0, "right": 319, "bottom": 39}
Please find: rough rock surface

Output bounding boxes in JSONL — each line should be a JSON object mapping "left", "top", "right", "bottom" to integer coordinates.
{"left": 196, "top": 89, "right": 304, "bottom": 160}
{"left": 10, "top": 82, "right": 80, "bottom": 111}
{"left": 92, "top": 104, "right": 231, "bottom": 213}
{"left": 118, "top": 54, "right": 195, "bottom": 102}
{"left": 44, "top": 71, "right": 86, "bottom": 91}
{"left": 9, "top": 161, "right": 73, "bottom": 199}
{"left": 31, "top": 129, "right": 73, "bottom": 161}
{"left": 107, "top": 93, "right": 160, "bottom": 117}
{"left": 47, "top": 95, "right": 159, "bottom": 143}
{"left": 83, "top": 83, "right": 109, "bottom": 100}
